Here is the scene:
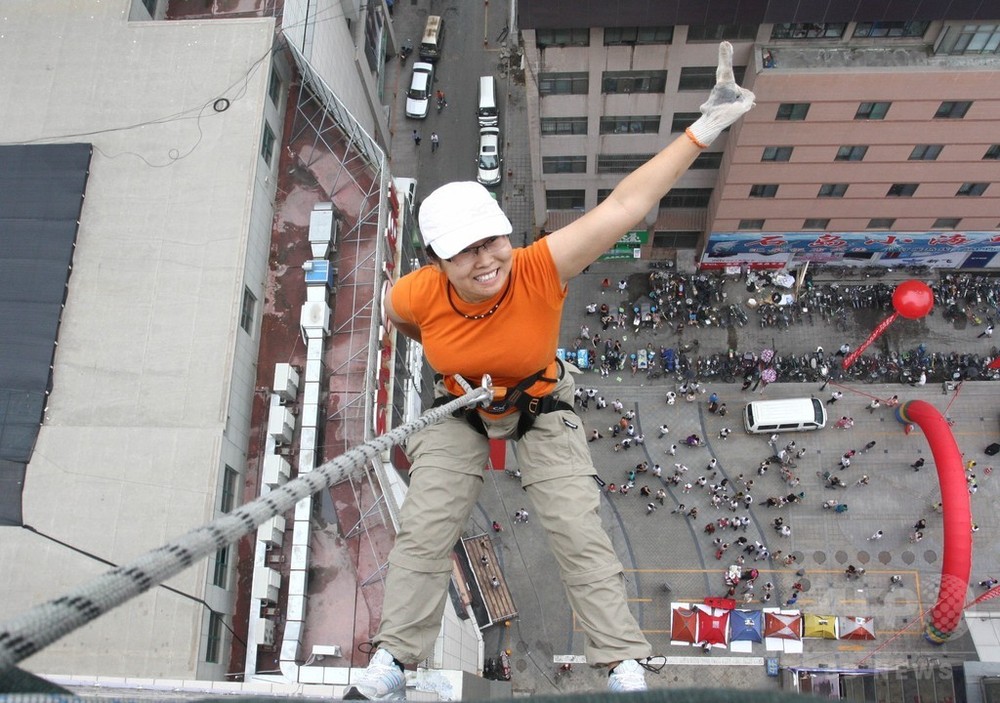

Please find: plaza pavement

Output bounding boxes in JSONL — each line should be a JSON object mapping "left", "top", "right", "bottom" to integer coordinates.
{"left": 472, "top": 260, "right": 999, "bottom": 696}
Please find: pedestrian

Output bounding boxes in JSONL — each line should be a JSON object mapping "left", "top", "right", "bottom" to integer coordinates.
{"left": 412, "top": 129, "right": 421, "bottom": 146}
{"left": 718, "top": 403, "right": 727, "bottom": 417}
{"left": 430, "top": 131, "right": 439, "bottom": 152}
{"left": 646, "top": 502, "right": 657, "bottom": 514}
{"left": 344, "top": 48, "right": 755, "bottom": 698}
{"left": 492, "top": 520, "right": 502, "bottom": 532}
{"left": 885, "top": 395, "right": 900, "bottom": 408}
{"left": 658, "top": 424, "right": 670, "bottom": 437}
{"left": 914, "top": 518, "right": 926, "bottom": 531}
{"left": 978, "top": 323, "right": 994, "bottom": 338}
{"left": 910, "top": 530, "right": 923, "bottom": 543}
{"left": 861, "top": 440, "right": 877, "bottom": 453}
{"left": 868, "top": 530, "right": 884, "bottom": 541}
{"left": 838, "top": 456, "right": 851, "bottom": 470}
{"left": 911, "top": 457, "right": 925, "bottom": 471}
{"left": 855, "top": 474, "right": 870, "bottom": 486}
{"left": 980, "top": 578, "right": 999, "bottom": 590}
{"left": 718, "top": 427, "right": 731, "bottom": 440}
{"left": 827, "top": 391, "right": 843, "bottom": 405}
{"left": 867, "top": 398, "right": 880, "bottom": 413}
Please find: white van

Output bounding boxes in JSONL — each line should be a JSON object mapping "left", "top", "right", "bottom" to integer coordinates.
{"left": 418, "top": 15, "right": 444, "bottom": 62}
{"left": 477, "top": 75, "right": 499, "bottom": 127}
{"left": 743, "top": 397, "right": 827, "bottom": 434}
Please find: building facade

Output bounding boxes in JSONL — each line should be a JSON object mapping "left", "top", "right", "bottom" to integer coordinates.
{"left": 519, "top": 1, "right": 1000, "bottom": 268}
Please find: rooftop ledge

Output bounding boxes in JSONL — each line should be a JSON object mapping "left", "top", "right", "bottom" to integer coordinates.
{"left": 758, "top": 44, "right": 1000, "bottom": 72}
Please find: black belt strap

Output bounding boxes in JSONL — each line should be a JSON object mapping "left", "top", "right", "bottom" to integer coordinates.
{"left": 431, "top": 360, "right": 573, "bottom": 439}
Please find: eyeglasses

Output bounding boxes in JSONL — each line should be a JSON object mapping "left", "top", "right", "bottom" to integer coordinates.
{"left": 445, "top": 235, "right": 508, "bottom": 266}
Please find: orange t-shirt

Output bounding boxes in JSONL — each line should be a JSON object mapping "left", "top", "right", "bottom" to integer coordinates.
{"left": 391, "top": 238, "right": 566, "bottom": 404}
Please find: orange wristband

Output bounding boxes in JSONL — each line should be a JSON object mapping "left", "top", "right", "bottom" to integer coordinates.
{"left": 685, "top": 127, "right": 709, "bottom": 149}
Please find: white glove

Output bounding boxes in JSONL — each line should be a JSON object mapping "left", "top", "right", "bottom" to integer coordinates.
{"left": 686, "top": 42, "right": 756, "bottom": 148}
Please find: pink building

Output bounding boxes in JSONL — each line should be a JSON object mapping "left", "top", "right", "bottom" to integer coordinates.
{"left": 520, "top": 3, "right": 1000, "bottom": 268}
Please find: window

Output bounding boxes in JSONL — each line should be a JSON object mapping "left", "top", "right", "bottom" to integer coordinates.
{"left": 934, "top": 101, "right": 972, "bottom": 119}
{"left": 679, "top": 65, "right": 746, "bottom": 91}
{"left": 206, "top": 613, "right": 223, "bottom": 664}
{"left": 854, "top": 21, "right": 929, "bottom": 38}
{"left": 141, "top": 0, "right": 156, "bottom": 16}
{"left": 260, "top": 123, "right": 276, "bottom": 166}
{"left": 938, "top": 23, "right": 1000, "bottom": 55}
{"left": 738, "top": 219, "right": 765, "bottom": 230}
{"left": 542, "top": 155, "right": 587, "bottom": 174}
{"left": 887, "top": 183, "right": 918, "bottom": 197}
{"left": 776, "top": 103, "right": 810, "bottom": 120}
{"left": 835, "top": 145, "right": 868, "bottom": 161}
{"left": 818, "top": 183, "right": 848, "bottom": 198}
{"left": 652, "top": 231, "right": 700, "bottom": 248}
{"left": 761, "top": 146, "right": 793, "bottom": 162}
{"left": 909, "top": 144, "right": 943, "bottom": 161}
{"left": 596, "top": 189, "right": 612, "bottom": 205}
{"left": 541, "top": 117, "right": 588, "bottom": 136}
{"left": 546, "top": 189, "right": 585, "bottom": 209}
{"left": 599, "top": 115, "right": 660, "bottom": 135}
{"left": 268, "top": 66, "right": 282, "bottom": 106}
{"left": 660, "top": 188, "right": 712, "bottom": 208}
{"left": 602, "top": 70, "right": 667, "bottom": 94}
{"left": 867, "top": 218, "right": 896, "bottom": 229}
{"left": 957, "top": 182, "right": 989, "bottom": 196}
{"left": 803, "top": 218, "right": 830, "bottom": 229}
{"left": 221, "top": 465, "right": 239, "bottom": 513}
{"left": 984, "top": 145, "right": 1000, "bottom": 160}
{"left": 597, "top": 153, "right": 655, "bottom": 173}
{"left": 855, "top": 102, "right": 891, "bottom": 120}
{"left": 670, "top": 112, "right": 701, "bottom": 132}
{"left": 749, "top": 184, "right": 779, "bottom": 198}
{"left": 240, "top": 288, "right": 256, "bottom": 334}
{"left": 691, "top": 152, "right": 723, "bottom": 169}
{"left": 933, "top": 217, "right": 962, "bottom": 229}
{"left": 535, "top": 28, "right": 590, "bottom": 48}
{"left": 213, "top": 547, "right": 229, "bottom": 588}
{"left": 539, "top": 72, "right": 588, "bottom": 95}
{"left": 771, "top": 23, "right": 846, "bottom": 39}
{"left": 605, "top": 26, "right": 673, "bottom": 45}
{"left": 687, "top": 24, "right": 757, "bottom": 41}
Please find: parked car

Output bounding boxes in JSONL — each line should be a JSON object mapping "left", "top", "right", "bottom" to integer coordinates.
{"left": 405, "top": 62, "right": 434, "bottom": 119}
{"left": 476, "top": 126, "right": 501, "bottom": 185}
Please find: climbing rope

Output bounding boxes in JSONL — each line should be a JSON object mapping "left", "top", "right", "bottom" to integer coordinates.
{"left": 0, "top": 380, "right": 493, "bottom": 674}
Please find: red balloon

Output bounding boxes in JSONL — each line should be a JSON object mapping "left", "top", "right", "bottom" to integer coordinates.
{"left": 892, "top": 280, "right": 934, "bottom": 320}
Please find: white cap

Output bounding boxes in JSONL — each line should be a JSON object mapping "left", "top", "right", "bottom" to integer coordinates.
{"left": 419, "top": 181, "right": 512, "bottom": 259}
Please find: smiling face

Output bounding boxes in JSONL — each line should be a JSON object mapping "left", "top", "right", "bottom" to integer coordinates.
{"left": 434, "top": 235, "right": 512, "bottom": 303}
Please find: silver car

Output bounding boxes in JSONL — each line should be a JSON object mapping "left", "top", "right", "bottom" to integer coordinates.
{"left": 476, "top": 127, "right": 501, "bottom": 185}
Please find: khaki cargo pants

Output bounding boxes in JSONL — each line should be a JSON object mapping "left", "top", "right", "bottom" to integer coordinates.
{"left": 375, "top": 360, "right": 651, "bottom": 667}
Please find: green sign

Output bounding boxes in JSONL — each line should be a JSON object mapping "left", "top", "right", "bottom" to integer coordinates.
{"left": 618, "top": 229, "right": 648, "bottom": 245}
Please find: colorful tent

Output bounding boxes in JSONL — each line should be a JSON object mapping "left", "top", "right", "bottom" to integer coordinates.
{"left": 803, "top": 613, "right": 839, "bottom": 639}
{"left": 839, "top": 616, "right": 876, "bottom": 640}
{"left": 697, "top": 606, "right": 730, "bottom": 646}
{"left": 730, "top": 609, "right": 764, "bottom": 642}
{"left": 671, "top": 606, "right": 698, "bottom": 644}
{"left": 764, "top": 611, "right": 802, "bottom": 640}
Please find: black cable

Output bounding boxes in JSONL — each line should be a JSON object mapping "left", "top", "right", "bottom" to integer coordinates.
{"left": 19, "top": 524, "right": 247, "bottom": 652}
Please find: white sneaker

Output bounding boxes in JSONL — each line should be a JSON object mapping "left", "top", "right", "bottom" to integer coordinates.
{"left": 344, "top": 648, "right": 406, "bottom": 700}
{"left": 607, "top": 659, "right": 647, "bottom": 693}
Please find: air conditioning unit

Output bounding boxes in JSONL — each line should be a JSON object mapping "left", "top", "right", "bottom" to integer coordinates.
{"left": 251, "top": 566, "right": 282, "bottom": 603}
{"left": 255, "top": 618, "right": 276, "bottom": 647}
{"left": 308, "top": 203, "right": 338, "bottom": 259}
{"left": 267, "top": 407, "right": 295, "bottom": 445}
{"left": 262, "top": 606, "right": 281, "bottom": 618}
{"left": 267, "top": 553, "right": 286, "bottom": 565}
{"left": 257, "top": 515, "right": 286, "bottom": 549}
{"left": 273, "top": 363, "right": 300, "bottom": 403}
{"left": 262, "top": 454, "right": 291, "bottom": 487}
